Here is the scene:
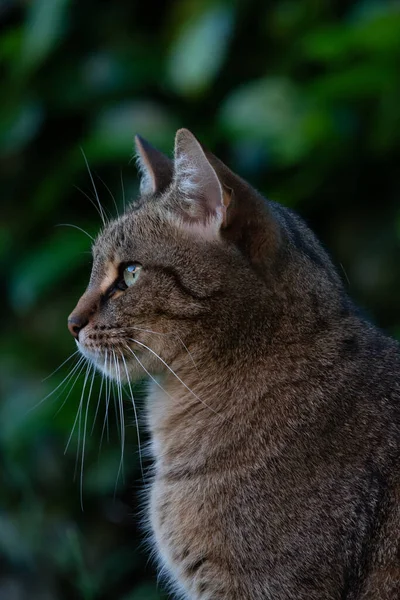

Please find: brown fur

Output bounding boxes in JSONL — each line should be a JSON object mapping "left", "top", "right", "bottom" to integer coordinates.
{"left": 68, "top": 129, "right": 400, "bottom": 599}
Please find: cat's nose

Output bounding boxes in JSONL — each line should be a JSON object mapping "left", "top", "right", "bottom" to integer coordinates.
{"left": 67, "top": 314, "right": 88, "bottom": 340}
{"left": 68, "top": 288, "right": 100, "bottom": 340}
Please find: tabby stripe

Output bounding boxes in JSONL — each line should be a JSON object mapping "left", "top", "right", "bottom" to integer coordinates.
{"left": 146, "top": 264, "right": 222, "bottom": 301}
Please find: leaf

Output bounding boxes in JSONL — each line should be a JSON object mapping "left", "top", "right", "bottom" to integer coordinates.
{"left": 9, "top": 229, "right": 91, "bottom": 314}
{"left": 167, "top": 4, "right": 234, "bottom": 96}
{"left": 0, "top": 101, "right": 43, "bottom": 156}
{"left": 219, "top": 78, "right": 309, "bottom": 165}
{"left": 85, "top": 101, "right": 178, "bottom": 161}
{"left": 19, "top": 0, "right": 69, "bottom": 71}
{"left": 123, "top": 583, "right": 165, "bottom": 600}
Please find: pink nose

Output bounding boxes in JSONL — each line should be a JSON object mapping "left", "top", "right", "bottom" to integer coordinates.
{"left": 67, "top": 314, "right": 88, "bottom": 340}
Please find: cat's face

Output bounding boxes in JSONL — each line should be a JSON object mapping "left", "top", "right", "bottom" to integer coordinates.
{"left": 68, "top": 130, "right": 260, "bottom": 383}
{"left": 71, "top": 209, "right": 240, "bottom": 381}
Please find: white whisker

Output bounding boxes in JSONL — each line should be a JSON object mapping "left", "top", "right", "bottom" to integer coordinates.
{"left": 65, "top": 361, "right": 93, "bottom": 455}
{"left": 113, "top": 350, "right": 125, "bottom": 494}
{"left": 99, "top": 352, "right": 111, "bottom": 456}
{"left": 28, "top": 355, "right": 86, "bottom": 414}
{"left": 55, "top": 223, "right": 94, "bottom": 242}
{"left": 121, "top": 351, "right": 145, "bottom": 482}
{"left": 120, "top": 169, "right": 126, "bottom": 212}
{"left": 74, "top": 185, "right": 106, "bottom": 226}
{"left": 127, "top": 338, "right": 230, "bottom": 423}
{"left": 91, "top": 350, "right": 107, "bottom": 436}
{"left": 80, "top": 148, "right": 108, "bottom": 226}
{"left": 96, "top": 173, "right": 120, "bottom": 218}
{"left": 120, "top": 326, "right": 200, "bottom": 373}
{"left": 42, "top": 350, "right": 80, "bottom": 382}
{"left": 112, "top": 379, "right": 122, "bottom": 442}
{"left": 126, "top": 344, "right": 175, "bottom": 402}
{"left": 54, "top": 358, "right": 88, "bottom": 417}
{"left": 80, "top": 361, "right": 97, "bottom": 510}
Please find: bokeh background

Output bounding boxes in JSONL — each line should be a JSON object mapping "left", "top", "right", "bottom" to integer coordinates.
{"left": 1, "top": 0, "right": 400, "bottom": 598}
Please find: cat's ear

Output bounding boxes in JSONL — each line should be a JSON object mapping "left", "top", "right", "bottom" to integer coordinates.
{"left": 173, "top": 129, "right": 232, "bottom": 230}
{"left": 134, "top": 135, "right": 173, "bottom": 195}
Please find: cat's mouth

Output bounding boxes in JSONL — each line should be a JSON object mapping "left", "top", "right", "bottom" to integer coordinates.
{"left": 77, "top": 342, "right": 128, "bottom": 380}
{"left": 76, "top": 337, "right": 146, "bottom": 383}
{"left": 76, "top": 324, "right": 169, "bottom": 383}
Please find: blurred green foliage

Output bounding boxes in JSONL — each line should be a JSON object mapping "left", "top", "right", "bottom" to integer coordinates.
{"left": 1, "top": 0, "right": 400, "bottom": 598}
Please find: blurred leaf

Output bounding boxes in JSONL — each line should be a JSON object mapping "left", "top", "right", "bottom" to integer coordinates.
{"left": 9, "top": 229, "right": 90, "bottom": 313}
{"left": 0, "top": 225, "right": 13, "bottom": 261}
{"left": 123, "top": 583, "right": 164, "bottom": 600}
{"left": 220, "top": 78, "right": 309, "bottom": 164}
{"left": 308, "top": 64, "right": 395, "bottom": 101}
{"left": 19, "top": 0, "right": 69, "bottom": 72}
{"left": 350, "top": 9, "right": 400, "bottom": 54}
{"left": 63, "top": 526, "right": 97, "bottom": 600}
{"left": 167, "top": 4, "right": 234, "bottom": 96}
{"left": 0, "top": 101, "right": 43, "bottom": 156}
{"left": 0, "top": 27, "right": 23, "bottom": 65}
{"left": 303, "top": 10, "right": 400, "bottom": 63}
{"left": 85, "top": 101, "right": 178, "bottom": 160}
{"left": 0, "top": 515, "right": 32, "bottom": 564}
{"left": 302, "top": 26, "right": 354, "bottom": 63}
{"left": 1, "top": 0, "right": 400, "bottom": 597}
{"left": 85, "top": 449, "right": 129, "bottom": 495}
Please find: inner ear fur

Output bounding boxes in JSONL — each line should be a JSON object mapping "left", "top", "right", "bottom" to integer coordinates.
{"left": 173, "top": 128, "right": 228, "bottom": 226}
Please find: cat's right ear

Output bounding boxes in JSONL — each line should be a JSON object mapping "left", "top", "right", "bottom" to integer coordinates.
{"left": 134, "top": 135, "right": 173, "bottom": 195}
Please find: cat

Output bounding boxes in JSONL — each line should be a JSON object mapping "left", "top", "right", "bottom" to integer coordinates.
{"left": 68, "top": 129, "right": 400, "bottom": 599}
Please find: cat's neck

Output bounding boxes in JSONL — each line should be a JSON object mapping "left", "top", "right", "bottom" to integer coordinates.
{"left": 145, "top": 310, "right": 360, "bottom": 472}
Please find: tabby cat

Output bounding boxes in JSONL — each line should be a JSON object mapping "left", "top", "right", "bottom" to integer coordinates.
{"left": 68, "top": 129, "right": 400, "bottom": 599}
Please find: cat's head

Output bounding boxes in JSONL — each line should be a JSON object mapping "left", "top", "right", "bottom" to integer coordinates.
{"left": 68, "top": 129, "right": 279, "bottom": 381}
{"left": 68, "top": 129, "right": 344, "bottom": 383}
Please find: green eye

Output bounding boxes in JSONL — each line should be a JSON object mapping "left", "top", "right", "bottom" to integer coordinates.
{"left": 123, "top": 263, "right": 142, "bottom": 287}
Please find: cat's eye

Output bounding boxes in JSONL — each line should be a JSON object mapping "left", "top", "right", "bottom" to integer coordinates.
{"left": 123, "top": 263, "right": 142, "bottom": 287}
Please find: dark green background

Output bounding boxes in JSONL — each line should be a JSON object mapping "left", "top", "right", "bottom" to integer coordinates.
{"left": 1, "top": 0, "right": 400, "bottom": 598}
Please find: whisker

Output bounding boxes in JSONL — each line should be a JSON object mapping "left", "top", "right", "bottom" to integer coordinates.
{"left": 120, "top": 326, "right": 200, "bottom": 373}
{"left": 120, "top": 351, "right": 145, "bottom": 482}
{"left": 65, "top": 361, "right": 93, "bottom": 455}
{"left": 80, "top": 148, "right": 108, "bottom": 226}
{"left": 124, "top": 348, "right": 209, "bottom": 466}
{"left": 99, "top": 352, "right": 111, "bottom": 456}
{"left": 54, "top": 358, "right": 88, "bottom": 417}
{"left": 28, "top": 355, "right": 86, "bottom": 414}
{"left": 95, "top": 173, "right": 120, "bottom": 218}
{"left": 119, "top": 325, "right": 168, "bottom": 335}
{"left": 113, "top": 350, "right": 125, "bottom": 494}
{"left": 91, "top": 349, "right": 107, "bottom": 436}
{"left": 120, "top": 169, "right": 126, "bottom": 212}
{"left": 73, "top": 376, "right": 86, "bottom": 481}
{"left": 80, "top": 361, "right": 97, "bottom": 510}
{"left": 113, "top": 379, "right": 122, "bottom": 442}
{"left": 55, "top": 223, "right": 94, "bottom": 242}
{"left": 74, "top": 185, "right": 106, "bottom": 226}
{"left": 126, "top": 344, "right": 174, "bottom": 401}
{"left": 42, "top": 350, "right": 80, "bottom": 382}
{"left": 127, "top": 338, "right": 230, "bottom": 423}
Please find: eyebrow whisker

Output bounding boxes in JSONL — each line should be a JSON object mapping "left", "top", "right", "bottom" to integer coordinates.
{"left": 79, "top": 148, "right": 109, "bottom": 226}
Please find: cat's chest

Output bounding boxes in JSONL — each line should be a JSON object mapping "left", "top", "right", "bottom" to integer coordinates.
{"left": 145, "top": 379, "right": 216, "bottom": 463}
{"left": 145, "top": 385, "right": 221, "bottom": 593}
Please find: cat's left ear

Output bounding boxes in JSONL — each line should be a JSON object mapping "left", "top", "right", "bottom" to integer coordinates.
{"left": 135, "top": 135, "right": 173, "bottom": 195}
{"left": 173, "top": 129, "right": 232, "bottom": 230}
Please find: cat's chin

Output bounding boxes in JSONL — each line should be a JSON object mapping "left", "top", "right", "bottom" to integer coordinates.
{"left": 76, "top": 341, "right": 146, "bottom": 383}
